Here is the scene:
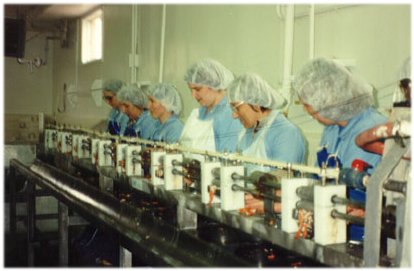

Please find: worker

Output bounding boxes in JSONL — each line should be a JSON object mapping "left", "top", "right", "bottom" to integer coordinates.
{"left": 103, "top": 79, "right": 130, "bottom": 135}
{"left": 116, "top": 84, "right": 158, "bottom": 139}
{"left": 227, "top": 73, "right": 306, "bottom": 172}
{"left": 180, "top": 59, "right": 243, "bottom": 155}
{"left": 293, "top": 57, "right": 387, "bottom": 172}
{"left": 146, "top": 83, "right": 184, "bottom": 144}
{"left": 357, "top": 56, "right": 411, "bottom": 154}
{"left": 293, "top": 57, "right": 388, "bottom": 243}
{"left": 227, "top": 73, "right": 305, "bottom": 215}
{"left": 393, "top": 57, "right": 411, "bottom": 107}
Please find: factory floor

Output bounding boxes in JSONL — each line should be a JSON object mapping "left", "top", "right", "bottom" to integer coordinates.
{"left": 5, "top": 226, "right": 122, "bottom": 267}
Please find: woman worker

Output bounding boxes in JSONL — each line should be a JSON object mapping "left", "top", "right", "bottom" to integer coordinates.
{"left": 116, "top": 84, "right": 159, "bottom": 139}
{"left": 293, "top": 57, "right": 387, "bottom": 242}
{"left": 293, "top": 57, "right": 387, "bottom": 171}
{"left": 146, "top": 83, "right": 184, "bottom": 144}
{"left": 228, "top": 73, "right": 306, "bottom": 172}
{"left": 102, "top": 79, "right": 130, "bottom": 135}
{"left": 180, "top": 59, "right": 243, "bottom": 154}
{"left": 227, "top": 73, "right": 306, "bottom": 214}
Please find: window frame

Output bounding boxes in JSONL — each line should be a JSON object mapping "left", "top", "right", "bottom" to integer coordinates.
{"left": 81, "top": 8, "right": 103, "bottom": 65}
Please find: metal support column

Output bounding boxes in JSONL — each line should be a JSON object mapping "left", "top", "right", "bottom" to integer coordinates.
{"left": 363, "top": 142, "right": 410, "bottom": 267}
{"left": 395, "top": 177, "right": 411, "bottom": 267}
{"left": 119, "top": 247, "right": 132, "bottom": 267}
{"left": 9, "top": 166, "right": 17, "bottom": 236}
{"left": 58, "top": 201, "right": 69, "bottom": 266}
{"left": 26, "top": 179, "right": 36, "bottom": 267}
{"left": 177, "top": 195, "right": 197, "bottom": 230}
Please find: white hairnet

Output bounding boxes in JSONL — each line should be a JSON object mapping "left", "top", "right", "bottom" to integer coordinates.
{"left": 147, "top": 83, "right": 182, "bottom": 115}
{"left": 116, "top": 84, "right": 148, "bottom": 108}
{"left": 227, "top": 73, "right": 286, "bottom": 109}
{"left": 103, "top": 79, "right": 124, "bottom": 94}
{"left": 184, "top": 59, "right": 234, "bottom": 91}
{"left": 293, "top": 57, "right": 374, "bottom": 122}
{"left": 399, "top": 57, "right": 411, "bottom": 80}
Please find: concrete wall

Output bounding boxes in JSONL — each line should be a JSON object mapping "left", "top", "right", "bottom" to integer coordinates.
{"left": 4, "top": 31, "right": 54, "bottom": 115}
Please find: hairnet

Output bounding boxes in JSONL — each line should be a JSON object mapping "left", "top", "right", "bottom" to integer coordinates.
{"left": 293, "top": 57, "right": 373, "bottom": 122}
{"left": 184, "top": 59, "right": 234, "bottom": 91}
{"left": 399, "top": 57, "right": 411, "bottom": 80}
{"left": 147, "top": 83, "right": 182, "bottom": 115}
{"left": 103, "top": 79, "right": 125, "bottom": 94}
{"left": 116, "top": 84, "right": 148, "bottom": 108}
{"left": 227, "top": 73, "right": 286, "bottom": 109}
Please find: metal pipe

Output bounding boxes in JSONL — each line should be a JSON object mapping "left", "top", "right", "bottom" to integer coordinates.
{"left": 10, "top": 159, "right": 249, "bottom": 267}
{"left": 172, "top": 168, "right": 200, "bottom": 181}
{"left": 309, "top": 4, "right": 315, "bottom": 59}
{"left": 48, "top": 125, "right": 322, "bottom": 175}
{"left": 158, "top": 4, "right": 166, "bottom": 83}
{"left": 331, "top": 209, "right": 364, "bottom": 225}
{"left": 383, "top": 180, "right": 407, "bottom": 194}
{"left": 331, "top": 195, "right": 365, "bottom": 209}
{"left": 232, "top": 172, "right": 281, "bottom": 190}
{"left": 232, "top": 184, "right": 281, "bottom": 202}
{"left": 296, "top": 200, "right": 314, "bottom": 212}
{"left": 296, "top": 185, "right": 314, "bottom": 201}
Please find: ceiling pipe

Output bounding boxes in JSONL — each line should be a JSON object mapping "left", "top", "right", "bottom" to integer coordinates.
{"left": 309, "top": 4, "right": 315, "bottom": 60}
{"left": 158, "top": 4, "right": 166, "bottom": 83}
{"left": 281, "top": 4, "right": 295, "bottom": 116}
{"left": 130, "top": 5, "right": 137, "bottom": 84}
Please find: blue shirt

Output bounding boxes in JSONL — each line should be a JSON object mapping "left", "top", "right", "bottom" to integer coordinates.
{"left": 151, "top": 115, "right": 184, "bottom": 144}
{"left": 108, "top": 108, "right": 129, "bottom": 135}
{"left": 320, "top": 107, "right": 387, "bottom": 172}
{"left": 238, "top": 111, "right": 306, "bottom": 164}
{"left": 198, "top": 96, "right": 243, "bottom": 152}
{"left": 125, "top": 110, "right": 159, "bottom": 140}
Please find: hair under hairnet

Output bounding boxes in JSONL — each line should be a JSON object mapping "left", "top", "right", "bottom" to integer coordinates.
{"left": 147, "top": 83, "right": 182, "bottom": 115}
{"left": 103, "top": 79, "right": 125, "bottom": 94}
{"left": 399, "top": 57, "right": 411, "bottom": 80}
{"left": 227, "top": 73, "right": 286, "bottom": 109}
{"left": 293, "top": 57, "right": 373, "bottom": 122}
{"left": 184, "top": 59, "right": 234, "bottom": 91}
{"left": 116, "top": 84, "right": 148, "bottom": 108}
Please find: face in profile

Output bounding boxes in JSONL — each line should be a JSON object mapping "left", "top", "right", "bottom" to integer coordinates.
{"left": 119, "top": 101, "right": 142, "bottom": 121}
{"left": 187, "top": 83, "right": 218, "bottom": 108}
{"left": 302, "top": 103, "right": 336, "bottom": 126}
{"left": 147, "top": 96, "right": 167, "bottom": 120}
{"left": 102, "top": 90, "right": 120, "bottom": 108}
{"left": 231, "top": 101, "right": 260, "bottom": 129}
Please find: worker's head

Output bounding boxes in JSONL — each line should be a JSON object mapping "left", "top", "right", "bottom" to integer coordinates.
{"left": 184, "top": 59, "right": 234, "bottom": 107}
{"left": 396, "top": 57, "right": 411, "bottom": 105}
{"left": 147, "top": 83, "right": 182, "bottom": 120}
{"left": 103, "top": 79, "right": 125, "bottom": 108}
{"left": 116, "top": 84, "right": 148, "bottom": 120}
{"left": 227, "top": 73, "right": 286, "bottom": 129}
{"left": 293, "top": 57, "right": 373, "bottom": 125}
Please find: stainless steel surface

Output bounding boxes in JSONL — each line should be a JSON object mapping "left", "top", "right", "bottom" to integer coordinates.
{"left": 331, "top": 209, "right": 364, "bottom": 225}
{"left": 10, "top": 159, "right": 250, "bottom": 267}
{"left": 363, "top": 141, "right": 410, "bottom": 267}
{"left": 129, "top": 176, "right": 364, "bottom": 267}
{"left": 395, "top": 185, "right": 411, "bottom": 267}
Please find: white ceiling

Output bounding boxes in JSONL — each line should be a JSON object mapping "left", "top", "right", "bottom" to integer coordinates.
{"left": 35, "top": 4, "right": 99, "bottom": 21}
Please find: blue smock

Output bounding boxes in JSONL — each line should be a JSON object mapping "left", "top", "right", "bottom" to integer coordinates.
{"left": 107, "top": 108, "right": 129, "bottom": 135}
{"left": 319, "top": 107, "right": 387, "bottom": 173}
{"left": 238, "top": 111, "right": 305, "bottom": 165}
{"left": 197, "top": 96, "right": 244, "bottom": 152}
{"left": 124, "top": 110, "right": 159, "bottom": 139}
{"left": 151, "top": 115, "right": 184, "bottom": 144}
